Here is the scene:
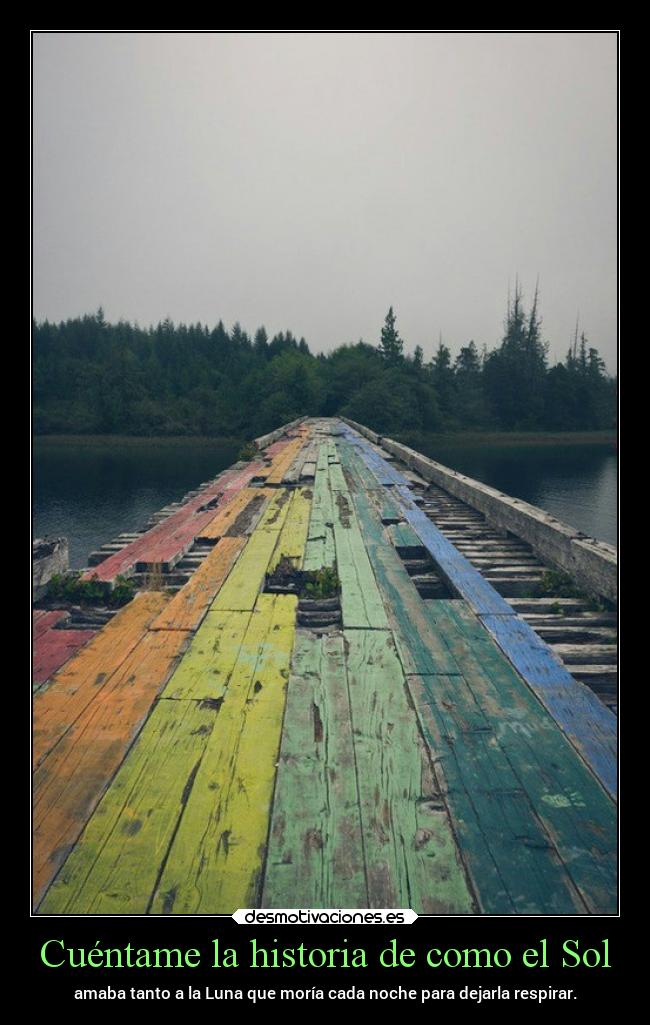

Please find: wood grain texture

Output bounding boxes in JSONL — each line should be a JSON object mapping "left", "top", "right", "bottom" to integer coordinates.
{"left": 33, "top": 592, "right": 169, "bottom": 767}
{"left": 196, "top": 488, "right": 272, "bottom": 542}
{"left": 210, "top": 492, "right": 293, "bottom": 611}
{"left": 149, "top": 537, "right": 246, "bottom": 632}
{"left": 38, "top": 697, "right": 219, "bottom": 914}
{"left": 33, "top": 628, "right": 190, "bottom": 907}
{"left": 161, "top": 610, "right": 252, "bottom": 701}
{"left": 150, "top": 595, "right": 298, "bottom": 913}
{"left": 268, "top": 487, "right": 312, "bottom": 571}
{"left": 33, "top": 627, "right": 97, "bottom": 689}
{"left": 262, "top": 631, "right": 367, "bottom": 907}
{"left": 344, "top": 629, "right": 475, "bottom": 913}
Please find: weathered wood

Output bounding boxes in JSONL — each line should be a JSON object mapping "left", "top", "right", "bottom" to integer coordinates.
{"left": 331, "top": 483, "right": 388, "bottom": 630}
{"left": 196, "top": 488, "right": 272, "bottom": 541}
{"left": 150, "top": 595, "right": 298, "bottom": 913}
{"left": 344, "top": 629, "right": 475, "bottom": 913}
{"left": 268, "top": 487, "right": 312, "bottom": 571}
{"left": 38, "top": 697, "right": 219, "bottom": 914}
{"left": 161, "top": 610, "right": 252, "bottom": 701}
{"left": 33, "top": 625, "right": 98, "bottom": 689}
{"left": 33, "top": 628, "right": 190, "bottom": 907}
{"left": 211, "top": 491, "right": 293, "bottom": 611}
{"left": 262, "top": 631, "right": 367, "bottom": 907}
{"left": 149, "top": 537, "right": 246, "bottom": 632}
{"left": 33, "top": 592, "right": 169, "bottom": 767}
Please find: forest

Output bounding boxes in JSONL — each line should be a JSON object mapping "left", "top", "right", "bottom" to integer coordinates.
{"left": 33, "top": 286, "right": 616, "bottom": 440}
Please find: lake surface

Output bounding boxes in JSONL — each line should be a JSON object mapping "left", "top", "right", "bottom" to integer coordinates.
{"left": 33, "top": 435, "right": 617, "bottom": 570}
{"left": 33, "top": 438, "right": 242, "bottom": 570}
{"left": 411, "top": 438, "right": 617, "bottom": 547}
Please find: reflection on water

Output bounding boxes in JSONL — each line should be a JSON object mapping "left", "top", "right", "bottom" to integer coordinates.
{"left": 427, "top": 443, "right": 617, "bottom": 547}
{"left": 33, "top": 439, "right": 241, "bottom": 569}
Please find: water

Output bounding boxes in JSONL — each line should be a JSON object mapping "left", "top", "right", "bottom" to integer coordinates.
{"left": 33, "top": 438, "right": 242, "bottom": 570}
{"left": 33, "top": 435, "right": 617, "bottom": 571}
{"left": 412, "top": 439, "right": 617, "bottom": 547}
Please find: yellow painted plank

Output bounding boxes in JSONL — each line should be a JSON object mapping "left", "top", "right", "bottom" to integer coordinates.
{"left": 197, "top": 488, "right": 273, "bottom": 542}
{"left": 150, "top": 594, "right": 298, "bottom": 913}
{"left": 38, "top": 697, "right": 219, "bottom": 914}
{"left": 161, "top": 610, "right": 252, "bottom": 700}
{"left": 210, "top": 492, "right": 293, "bottom": 611}
{"left": 149, "top": 537, "right": 246, "bottom": 632}
{"left": 268, "top": 487, "right": 312, "bottom": 571}
{"left": 33, "top": 628, "right": 190, "bottom": 907}
{"left": 33, "top": 591, "right": 169, "bottom": 768}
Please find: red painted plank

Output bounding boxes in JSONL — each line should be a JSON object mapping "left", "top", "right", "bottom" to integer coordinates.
{"left": 33, "top": 628, "right": 98, "bottom": 687}
{"left": 33, "top": 610, "right": 67, "bottom": 641}
{"left": 82, "top": 462, "right": 266, "bottom": 582}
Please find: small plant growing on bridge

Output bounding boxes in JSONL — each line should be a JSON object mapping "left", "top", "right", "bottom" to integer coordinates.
{"left": 238, "top": 441, "right": 259, "bottom": 462}
{"left": 46, "top": 572, "right": 135, "bottom": 608}
{"left": 539, "top": 569, "right": 583, "bottom": 599}
{"left": 303, "top": 566, "right": 340, "bottom": 600}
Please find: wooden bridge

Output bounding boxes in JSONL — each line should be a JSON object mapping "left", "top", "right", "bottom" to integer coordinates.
{"left": 32, "top": 418, "right": 618, "bottom": 915}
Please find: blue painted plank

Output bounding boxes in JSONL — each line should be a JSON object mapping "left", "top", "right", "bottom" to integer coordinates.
{"left": 479, "top": 613, "right": 617, "bottom": 798}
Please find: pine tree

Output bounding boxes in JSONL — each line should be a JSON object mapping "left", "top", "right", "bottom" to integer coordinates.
{"left": 379, "top": 307, "right": 403, "bottom": 365}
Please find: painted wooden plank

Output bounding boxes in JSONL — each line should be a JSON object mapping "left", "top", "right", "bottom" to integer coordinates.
{"left": 149, "top": 537, "right": 246, "bottom": 632}
{"left": 303, "top": 453, "right": 336, "bottom": 572}
{"left": 344, "top": 629, "right": 475, "bottom": 913}
{"left": 387, "top": 523, "right": 425, "bottom": 551}
{"left": 341, "top": 432, "right": 617, "bottom": 799}
{"left": 262, "top": 631, "right": 367, "bottom": 907}
{"left": 268, "top": 487, "right": 312, "bottom": 571}
{"left": 427, "top": 600, "right": 617, "bottom": 912}
{"left": 161, "top": 610, "right": 252, "bottom": 701}
{"left": 33, "top": 609, "right": 67, "bottom": 640}
{"left": 331, "top": 485, "right": 389, "bottom": 630}
{"left": 479, "top": 612, "right": 617, "bottom": 798}
{"left": 38, "top": 697, "right": 219, "bottom": 914}
{"left": 409, "top": 676, "right": 586, "bottom": 913}
{"left": 84, "top": 462, "right": 265, "bottom": 582}
{"left": 196, "top": 488, "right": 272, "bottom": 541}
{"left": 33, "top": 628, "right": 190, "bottom": 907}
{"left": 337, "top": 449, "right": 459, "bottom": 674}
{"left": 210, "top": 492, "right": 293, "bottom": 611}
{"left": 264, "top": 436, "right": 311, "bottom": 485}
{"left": 33, "top": 592, "right": 169, "bottom": 768}
{"left": 150, "top": 595, "right": 298, "bottom": 913}
{"left": 33, "top": 627, "right": 98, "bottom": 689}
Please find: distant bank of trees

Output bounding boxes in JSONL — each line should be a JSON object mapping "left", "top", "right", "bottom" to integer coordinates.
{"left": 33, "top": 286, "right": 616, "bottom": 438}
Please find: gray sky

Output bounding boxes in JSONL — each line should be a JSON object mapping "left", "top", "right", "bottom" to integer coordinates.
{"left": 33, "top": 31, "right": 617, "bottom": 370}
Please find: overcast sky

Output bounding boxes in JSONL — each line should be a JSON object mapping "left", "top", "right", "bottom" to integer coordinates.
{"left": 33, "top": 31, "right": 617, "bottom": 370}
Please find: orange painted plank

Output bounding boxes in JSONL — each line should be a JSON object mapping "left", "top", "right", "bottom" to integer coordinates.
{"left": 264, "top": 436, "right": 311, "bottom": 485}
{"left": 196, "top": 488, "right": 273, "bottom": 542}
{"left": 33, "top": 627, "right": 190, "bottom": 908}
{"left": 149, "top": 537, "right": 246, "bottom": 632}
{"left": 33, "top": 591, "right": 168, "bottom": 768}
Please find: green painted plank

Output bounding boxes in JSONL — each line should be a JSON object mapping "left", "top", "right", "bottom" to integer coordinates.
{"left": 262, "top": 632, "right": 367, "bottom": 907}
{"left": 38, "top": 698, "right": 218, "bottom": 914}
{"left": 150, "top": 595, "right": 297, "bottom": 914}
{"left": 337, "top": 446, "right": 458, "bottom": 672}
{"left": 344, "top": 629, "right": 475, "bottom": 914}
{"left": 387, "top": 523, "right": 425, "bottom": 552}
{"left": 331, "top": 486, "right": 388, "bottom": 630}
{"left": 410, "top": 674, "right": 585, "bottom": 913}
{"left": 303, "top": 457, "right": 336, "bottom": 572}
{"left": 424, "top": 600, "right": 617, "bottom": 913}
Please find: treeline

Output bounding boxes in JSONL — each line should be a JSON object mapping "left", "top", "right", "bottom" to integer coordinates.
{"left": 33, "top": 287, "right": 616, "bottom": 438}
